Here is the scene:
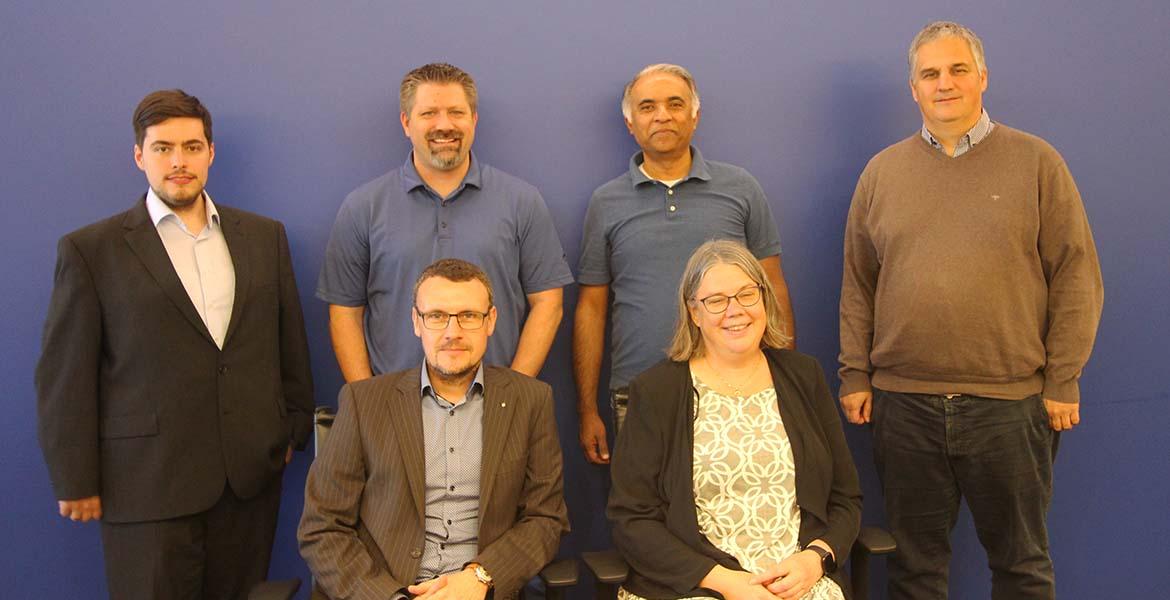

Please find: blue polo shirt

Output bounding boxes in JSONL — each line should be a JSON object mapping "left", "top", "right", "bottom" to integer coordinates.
{"left": 318, "top": 152, "right": 573, "bottom": 375}
{"left": 577, "top": 147, "right": 782, "bottom": 388}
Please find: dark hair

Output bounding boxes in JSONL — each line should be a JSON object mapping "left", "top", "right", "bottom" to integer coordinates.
{"left": 412, "top": 258, "right": 494, "bottom": 307}
{"left": 132, "top": 89, "right": 213, "bottom": 147}
{"left": 400, "top": 63, "right": 478, "bottom": 116}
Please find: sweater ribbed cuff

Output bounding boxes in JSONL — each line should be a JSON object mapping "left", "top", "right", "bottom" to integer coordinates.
{"left": 1042, "top": 376, "right": 1080, "bottom": 404}
{"left": 838, "top": 371, "right": 871, "bottom": 397}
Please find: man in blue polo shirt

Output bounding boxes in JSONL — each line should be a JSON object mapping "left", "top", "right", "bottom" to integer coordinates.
{"left": 319, "top": 63, "right": 573, "bottom": 381}
{"left": 574, "top": 63, "right": 796, "bottom": 464}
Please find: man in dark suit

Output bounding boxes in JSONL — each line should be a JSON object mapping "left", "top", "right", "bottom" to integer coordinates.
{"left": 299, "top": 258, "right": 568, "bottom": 600}
{"left": 35, "top": 89, "right": 315, "bottom": 599}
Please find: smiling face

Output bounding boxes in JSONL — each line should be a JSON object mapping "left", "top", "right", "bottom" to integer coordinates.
{"left": 625, "top": 72, "right": 700, "bottom": 161}
{"left": 413, "top": 275, "right": 496, "bottom": 384}
{"left": 687, "top": 263, "right": 766, "bottom": 360}
{"left": 401, "top": 82, "right": 478, "bottom": 174}
{"left": 133, "top": 116, "right": 214, "bottom": 209}
{"left": 910, "top": 35, "right": 988, "bottom": 136}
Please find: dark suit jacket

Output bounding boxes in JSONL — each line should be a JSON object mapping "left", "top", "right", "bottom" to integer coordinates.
{"left": 608, "top": 349, "right": 862, "bottom": 598}
{"left": 35, "top": 198, "right": 314, "bottom": 523}
{"left": 298, "top": 366, "right": 569, "bottom": 600}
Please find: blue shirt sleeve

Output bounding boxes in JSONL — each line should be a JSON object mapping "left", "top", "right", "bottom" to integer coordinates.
{"left": 316, "top": 192, "right": 372, "bottom": 306}
{"left": 516, "top": 186, "right": 574, "bottom": 294}
{"left": 741, "top": 172, "right": 783, "bottom": 258}
{"left": 576, "top": 191, "right": 611, "bottom": 286}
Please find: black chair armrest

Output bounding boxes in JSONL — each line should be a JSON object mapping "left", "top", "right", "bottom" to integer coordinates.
{"left": 248, "top": 578, "right": 301, "bottom": 600}
{"left": 581, "top": 549, "right": 628, "bottom": 585}
{"left": 539, "top": 558, "right": 579, "bottom": 600}
{"left": 855, "top": 526, "right": 896, "bottom": 555}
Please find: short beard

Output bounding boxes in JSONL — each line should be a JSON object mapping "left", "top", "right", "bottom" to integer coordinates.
{"left": 427, "top": 147, "right": 467, "bottom": 171}
{"left": 427, "top": 358, "right": 480, "bottom": 384}
{"left": 152, "top": 184, "right": 204, "bottom": 210}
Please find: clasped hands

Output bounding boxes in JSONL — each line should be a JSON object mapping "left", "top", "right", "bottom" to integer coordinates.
{"left": 407, "top": 564, "right": 489, "bottom": 600}
{"left": 705, "top": 550, "right": 824, "bottom": 600}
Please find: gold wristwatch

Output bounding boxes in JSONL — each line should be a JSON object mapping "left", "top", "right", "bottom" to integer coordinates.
{"left": 472, "top": 564, "right": 494, "bottom": 588}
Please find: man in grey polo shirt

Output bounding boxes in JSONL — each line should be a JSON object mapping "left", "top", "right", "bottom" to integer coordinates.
{"left": 319, "top": 63, "right": 573, "bottom": 382}
{"left": 574, "top": 63, "right": 796, "bottom": 464}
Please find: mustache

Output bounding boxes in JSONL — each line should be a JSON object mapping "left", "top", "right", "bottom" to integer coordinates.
{"left": 438, "top": 342, "right": 469, "bottom": 351}
{"left": 426, "top": 129, "right": 463, "bottom": 142}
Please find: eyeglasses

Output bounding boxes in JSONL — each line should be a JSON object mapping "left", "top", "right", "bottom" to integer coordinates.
{"left": 415, "top": 308, "right": 491, "bottom": 330}
{"left": 694, "top": 285, "right": 763, "bottom": 314}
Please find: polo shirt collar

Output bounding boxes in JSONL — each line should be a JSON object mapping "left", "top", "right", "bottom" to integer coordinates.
{"left": 402, "top": 150, "right": 483, "bottom": 197}
{"left": 629, "top": 145, "right": 712, "bottom": 187}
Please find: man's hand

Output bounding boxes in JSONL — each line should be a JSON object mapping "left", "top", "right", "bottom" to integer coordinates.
{"left": 285, "top": 444, "right": 294, "bottom": 464}
{"left": 1044, "top": 398, "right": 1080, "bottom": 431}
{"left": 579, "top": 411, "right": 610, "bottom": 464}
{"left": 750, "top": 550, "right": 825, "bottom": 600}
{"left": 840, "top": 390, "right": 873, "bottom": 424}
{"left": 58, "top": 496, "right": 101, "bottom": 522}
{"left": 408, "top": 567, "right": 488, "bottom": 600}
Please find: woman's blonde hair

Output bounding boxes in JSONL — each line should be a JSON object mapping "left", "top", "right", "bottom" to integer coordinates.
{"left": 667, "top": 240, "right": 792, "bottom": 361}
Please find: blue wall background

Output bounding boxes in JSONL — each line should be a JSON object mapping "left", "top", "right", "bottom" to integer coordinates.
{"left": 3, "top": 1, "right": 1167, "bottom": 597}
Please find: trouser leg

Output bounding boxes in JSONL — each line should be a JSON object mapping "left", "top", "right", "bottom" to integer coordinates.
{"left": 952, "top": 395, "right": 1057, "bottom": 600}
{"left": 872, "top": 389, "right": 959, "bottom": 600}
{"left": 101, "top": 500, "right": 209, "bottom": 600}
{"left": 203, "top": 475, "right": 283, "bottom": 600}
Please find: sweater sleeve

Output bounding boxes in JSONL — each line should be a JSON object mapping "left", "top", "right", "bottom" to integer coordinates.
{"left": 838, "top": 170, "right": 879, "bottom": 396}
{"left": 1035, "top": 151, "right": 1104, "bottom": 403}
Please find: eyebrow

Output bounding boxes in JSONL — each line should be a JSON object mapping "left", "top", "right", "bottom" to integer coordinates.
{"left": 638, "top": 95, "right": 688, "bottom": 105}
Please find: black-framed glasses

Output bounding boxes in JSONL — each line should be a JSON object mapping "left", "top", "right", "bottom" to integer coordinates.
{"left": 415, "top": 308, "right": 491, "bottom": 330}
{"left": 694, "top": 285, "right": 763, "bottom": 314}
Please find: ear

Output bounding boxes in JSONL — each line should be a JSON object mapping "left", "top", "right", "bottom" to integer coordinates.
{"left": 400, "top": 111, "right": 411, "bottom": 138}
{"left": 207, "top": 142, "right": 215, "bottom": 167}
{"left": 979, "top": 67, "right": 989, "bottom": 93}
{"left": 909, "top": 78, "right": 919, "bottom": 104}
{"left": 133, "top": 144, "right": 145, "bottom": 171}
{"left": 687, "top": 301, "right": 702, "bottom": 327}
{"left": 484, "top": 306, "right": 498, "bottom": 337}
{"left": 412, "top": 308, "right": 423, "bottom": 338}
{"left": 693, "top": 107, "right": 702, "bottom": 127}
{"left": 625, "top": 117, "right": 635, "bottom": 136}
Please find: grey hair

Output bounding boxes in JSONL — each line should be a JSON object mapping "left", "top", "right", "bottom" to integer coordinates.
{"left": 908, "top": 21, "right": 987, "bottom": 81}
{"left": 620, "top": 63, "right": 701, "bottom": 121}
{"left": 666, "top": 240, "right": 791, "bottom": 361}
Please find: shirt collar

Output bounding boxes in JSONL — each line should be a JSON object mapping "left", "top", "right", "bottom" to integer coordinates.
{"left": 420, "top": 363, "right": 485, "bottom": 407}
{"left": 628, "top": 145, "right": 712, "bottom": 187}
{"left": 145, "top": 187, "right": 220, "bottom": 229}
{"left": 402, "top": 150, "right": 483, "bottom": 197}
{"left": 921, "top": 109, "right": 993, "bottom": 156}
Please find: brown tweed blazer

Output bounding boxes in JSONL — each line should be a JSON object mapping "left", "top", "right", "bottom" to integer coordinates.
{"left": 298, "top": 365, "right": 569, "bottom": 600}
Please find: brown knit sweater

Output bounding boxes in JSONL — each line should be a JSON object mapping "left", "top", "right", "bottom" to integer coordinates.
{"left": 838, "top": 125, "right": 1103, "bottom": 403}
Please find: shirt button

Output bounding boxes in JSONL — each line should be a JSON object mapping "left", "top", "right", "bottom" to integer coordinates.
{"left": 667, "top": 189, "right": 674, "bottom": 195}
{"left": 669, "top": 205, "right": 677, "bottom": 212}
{"left": 440, "top": 543, "right": 446, "bottom": 550}
{"left": 447, "top": 519, "right": 452, "bottom": 525}
{"left": 441, "top": 222, "right": 447, "bottom": 228}
{"left": 449, "top": 409, "right": 455, "bottom": 416}
{"left": 449, "top": 447, "right": 454, "bottom": 453}
{"left": 449, "top": 485, "right": 455, "bottom": 491}
{"left": 218, "top": 366, "right": 228, "bottom": 374}
{"left": 411, "top": 548, "right": 422, "bottom": 558}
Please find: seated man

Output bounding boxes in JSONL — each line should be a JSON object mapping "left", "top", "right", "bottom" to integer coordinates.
{"left": 299, "top": 258, "right": 569, "bottom": 600}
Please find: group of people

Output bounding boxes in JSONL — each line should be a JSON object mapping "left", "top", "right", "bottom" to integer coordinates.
{"left": 36, "top": 19, "right": 1102, "bottom": 600}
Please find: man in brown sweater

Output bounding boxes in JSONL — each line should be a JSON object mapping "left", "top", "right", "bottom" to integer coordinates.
{"left": 838, "top": 21, "right": 1103, "bottom": 600}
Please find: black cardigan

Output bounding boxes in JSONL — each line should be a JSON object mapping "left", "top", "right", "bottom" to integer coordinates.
{"left": 607, "top": 349, "right": 862, "bottom": 598}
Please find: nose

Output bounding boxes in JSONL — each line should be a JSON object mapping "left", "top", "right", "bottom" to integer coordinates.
{"left": 653, "top": 104, "right": 673, "bottom": 122}
{"left": 937, "top": 70, "right": 954, "bottom": 90}
{"left": 435, "top": 110, "right": 455, "bottom": 130}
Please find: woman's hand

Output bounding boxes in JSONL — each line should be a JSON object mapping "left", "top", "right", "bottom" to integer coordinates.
{"left": 701, "top": 565, "right": 782, "bottom": 599}
{"left": 749, "top": 550, "right": 824, "bottom": 600}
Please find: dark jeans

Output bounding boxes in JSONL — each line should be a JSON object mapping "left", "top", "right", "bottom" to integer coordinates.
{"left": 872, "top": 389, "right": 1059, "bottom": 600}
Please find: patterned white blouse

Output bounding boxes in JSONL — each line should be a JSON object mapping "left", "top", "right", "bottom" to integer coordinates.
{"left": 617, "top": 376, "right": 843, "bottom": 600}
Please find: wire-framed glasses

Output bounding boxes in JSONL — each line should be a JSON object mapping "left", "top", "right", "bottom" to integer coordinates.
{"left": 694, "top": 285, "right": 763, "bottom": 314}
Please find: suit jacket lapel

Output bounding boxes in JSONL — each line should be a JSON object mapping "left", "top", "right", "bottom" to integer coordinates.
{"left": 218, "top": 207, "right": 250, "bottom": 347}
{"left": 121, "top": 200, "right": 216, "bottom": 345}
{"left": 390, "top": 375, "right": 426, "bottom": 521}
{"left": 478, "top": 368, "right": 516, "bottom": 523}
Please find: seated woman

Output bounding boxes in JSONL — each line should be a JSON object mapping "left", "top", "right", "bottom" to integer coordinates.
{"left": 608, "top": 240, "right": 862, "bottom": 600}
